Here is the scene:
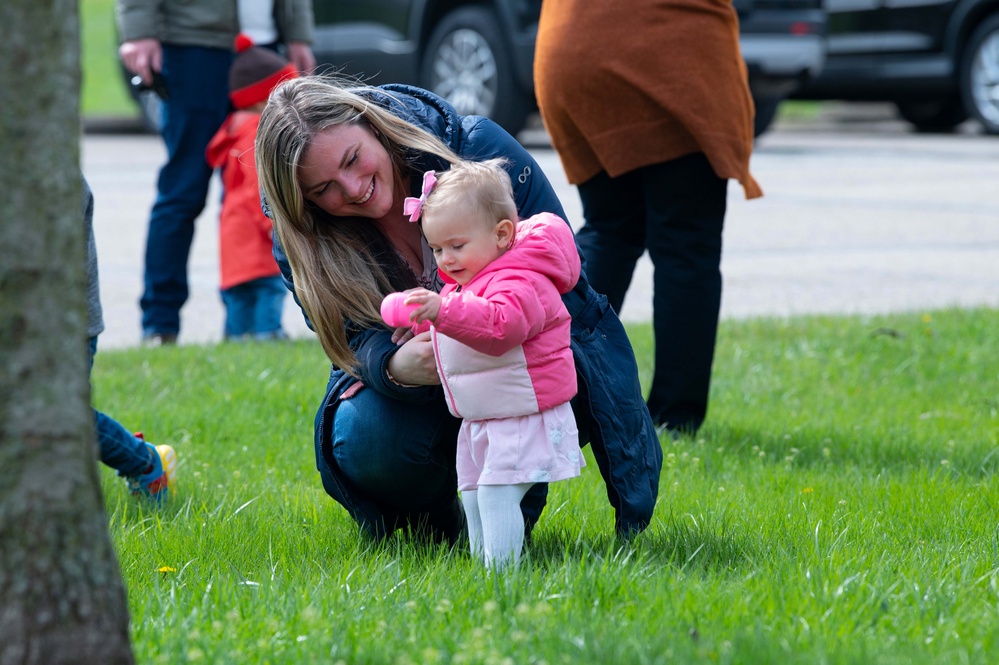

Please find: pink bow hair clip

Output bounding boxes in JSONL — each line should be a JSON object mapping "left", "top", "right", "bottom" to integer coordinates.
{"left": 402, "top": 170, "right": 438, "bottom": 222}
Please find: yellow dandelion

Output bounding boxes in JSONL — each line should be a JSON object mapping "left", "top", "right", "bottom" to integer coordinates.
{"left": 157, "top": 566, "right": 177, "bottom": 574}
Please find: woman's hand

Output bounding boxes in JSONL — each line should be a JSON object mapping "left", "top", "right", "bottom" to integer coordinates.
{"left": 386, "top": 331, "right": 440, "bottom": 386}
{"left": 286, "top": 41, "right": 317, "bottom": 74}
{"left": 390, "top": 326, "right": 415, "bottom": 345}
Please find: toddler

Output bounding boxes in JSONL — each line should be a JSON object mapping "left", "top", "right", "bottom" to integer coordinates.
{"left": 206, "top": 35, "right": 297, "bottom": 340}
{"left": 84, "top": 175, "right": 178, "bottom": 501}
{"left": 392, "top": 159, "right": 583, "bottom": 568}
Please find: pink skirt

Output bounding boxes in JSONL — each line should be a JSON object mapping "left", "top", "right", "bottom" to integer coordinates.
{"left": 456, "top": 401, "right": 583, "bottom": 490}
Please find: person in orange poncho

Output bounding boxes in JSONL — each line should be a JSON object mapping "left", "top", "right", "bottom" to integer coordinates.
{"left": 535, "top": 0, "right": 763, "bottom": 436}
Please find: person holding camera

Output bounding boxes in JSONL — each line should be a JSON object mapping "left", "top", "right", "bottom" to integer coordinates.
{"left": 115, "top": 0, "right": 315, "bottom": 345}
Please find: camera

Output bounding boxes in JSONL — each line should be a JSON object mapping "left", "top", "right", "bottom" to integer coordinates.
{"left": 130, "top": 70, "right": 169, "bottom": 101}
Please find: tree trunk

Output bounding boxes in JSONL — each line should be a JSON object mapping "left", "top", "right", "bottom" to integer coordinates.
{"left": 0, "top": 1, "right": 135, "bottom": 663}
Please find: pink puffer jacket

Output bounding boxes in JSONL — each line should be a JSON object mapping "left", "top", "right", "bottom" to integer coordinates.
{"left": 420, "top": 212, "right": 581, "bottom": 420}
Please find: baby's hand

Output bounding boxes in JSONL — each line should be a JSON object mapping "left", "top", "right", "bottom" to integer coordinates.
{"left": 405, "top": 289, "right": 442, "bottom": 323}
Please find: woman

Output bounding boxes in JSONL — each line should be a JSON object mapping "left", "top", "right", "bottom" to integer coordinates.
{"left": 255, "top": 76, "right": 662, "bottom": 543}
{"left": 534, "top": 0, "right": 763, "bottom": 436}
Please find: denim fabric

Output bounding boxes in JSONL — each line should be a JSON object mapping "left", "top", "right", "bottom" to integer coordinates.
{"left": 314, "top": 368, "right": 548, "bottom": 542}
{"left": 577, "top": 152, "right": 727, "bottom": 433}
{"left": 89, "top": 337, "right": 152, "bottom": 478}
{"left": 141, "top": 44, "right": 233, "bottom": 336}
{"left": 221, "top": 276, "right": 286, "bottom": 338}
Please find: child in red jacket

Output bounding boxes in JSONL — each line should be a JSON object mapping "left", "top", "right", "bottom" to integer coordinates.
{"left": 206, "top": 35, "right": 298, "bottom": 340}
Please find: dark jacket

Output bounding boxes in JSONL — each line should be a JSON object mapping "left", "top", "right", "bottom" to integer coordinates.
{"left": 273, "top": 85, "right": 662, "bottom": 536}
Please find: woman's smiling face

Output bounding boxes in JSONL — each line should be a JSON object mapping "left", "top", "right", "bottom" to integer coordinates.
{"left": 298, "top": 122, "right": 398, "bottom": 220}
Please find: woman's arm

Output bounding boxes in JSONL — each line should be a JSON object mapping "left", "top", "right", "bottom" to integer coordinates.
{"left": 351, "top": 326, "right": 442, "bottom": 401}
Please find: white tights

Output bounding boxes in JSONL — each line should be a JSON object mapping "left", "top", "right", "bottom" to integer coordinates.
{"left": 462, "top": 483, "right": 534, "bottom": 569}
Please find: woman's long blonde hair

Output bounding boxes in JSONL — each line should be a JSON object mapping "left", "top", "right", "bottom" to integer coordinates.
{"left": 255, "top": 76, "right": 460, "bottom": 375}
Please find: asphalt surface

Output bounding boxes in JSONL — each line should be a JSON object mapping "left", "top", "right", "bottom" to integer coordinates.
{"left": 81, "top": 103, "right": 999, "bottom": 349}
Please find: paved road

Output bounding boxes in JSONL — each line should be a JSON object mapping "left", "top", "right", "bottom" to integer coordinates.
{"left": 81, "top": 105, "right": 999, "bottom": 349}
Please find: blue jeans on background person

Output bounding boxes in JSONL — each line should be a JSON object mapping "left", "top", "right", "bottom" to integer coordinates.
{"left": 576, "top": 152, "right": 727, "bottom": 434}
{"left": 89, "top": 337, "right": 152, "bottom": 477}
{"left": 221, "top": 276, "right": 287, "bottom": 340}
{"left": 141, "top": 44, "right": 233, "bottom": 338}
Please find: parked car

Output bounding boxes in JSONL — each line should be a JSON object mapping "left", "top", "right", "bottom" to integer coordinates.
{"left": 791, "top": 0, "right": 999, "bottom": 134}
{"left": 124, "top": 0, "right": 826, "bottom": 138}
{"left": 736, "top": 0, "right": 827, "bottom": 135}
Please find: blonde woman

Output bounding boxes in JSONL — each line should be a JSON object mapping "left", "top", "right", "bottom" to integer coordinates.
{"left": 255, "top": 76, "right": 662, "bottom": 543}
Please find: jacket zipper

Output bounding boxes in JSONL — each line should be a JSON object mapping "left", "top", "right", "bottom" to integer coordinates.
{"left": 431, "top": 328, "right": 461, "bottom": 416}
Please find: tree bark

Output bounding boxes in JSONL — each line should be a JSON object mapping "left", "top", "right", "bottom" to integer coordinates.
{"left": 0, "top": 1, "right": 135, "bottom": 663}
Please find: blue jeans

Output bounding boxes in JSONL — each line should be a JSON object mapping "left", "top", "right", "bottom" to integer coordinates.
{"left": 141, "top": 44, "right": 233, "bottom": 336}
{"left": 315, "top": 375, "right": 548, "bottom": 542}
{"left": 221, "top": 276, "right": 286, "bottom": 339}
{"left": 576, "top": 152, "right": 727, "bottom": 433}
{"left": 89, "top": 337, "right": 152, "bottom": 478}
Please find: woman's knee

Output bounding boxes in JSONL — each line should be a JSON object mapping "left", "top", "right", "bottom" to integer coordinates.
{"left": 331, "top": 395, "right": 456, "bottom": 492}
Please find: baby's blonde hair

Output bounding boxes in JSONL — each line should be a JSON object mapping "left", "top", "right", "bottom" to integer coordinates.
{"left": 421, "top": 159, "right": 519, "bottom": 230}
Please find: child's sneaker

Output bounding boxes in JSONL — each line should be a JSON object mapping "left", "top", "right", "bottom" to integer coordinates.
{"left": 127, "top": 432, "right": 178, "bottom": 502}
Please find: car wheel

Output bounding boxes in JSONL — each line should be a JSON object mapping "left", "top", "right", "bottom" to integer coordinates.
{"left": 753, "top": 96, "right": 782, "bottom": 137}
{"left": 895, "top": 97, "right": 968, "bottom": 133}
{"left": 960, "top": 13, "right": 999, "bottom": 135}
{"left": 420, "top": 6, "right": 529, "bottom": 135}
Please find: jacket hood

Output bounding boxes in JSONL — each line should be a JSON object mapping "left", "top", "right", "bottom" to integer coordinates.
{"left": 475, "top": 213, "right": 580, "bottom": 295}
{"left": 364, "top": 84, "right": 461, "bottom": 175}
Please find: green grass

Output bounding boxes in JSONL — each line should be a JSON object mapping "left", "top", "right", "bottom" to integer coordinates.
{"left": 81, "top": 0, "right": 136, "bottom": 118}
{"left": 94, "top": 307, "right": 999, "bottom": 664}
{"left": 774, "top": 100, "right": 824, "bottom": 123}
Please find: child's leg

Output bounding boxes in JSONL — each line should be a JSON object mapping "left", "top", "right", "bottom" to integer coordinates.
{"left": 477, "top": 483, "right": 535, "bottom": 569}
{"left": 462, "top": 489, "right": 484, "bottom": 563}
{"left": 220, "top": 283, "right": 254, "bottom": 339}
{"left": 251, "top": 276, "right": 287, "bottom": 339}
{"left": 89, "top": 337, "right": 153, "bottom": 477}
{"left": 95, "top": 410, "right": 154, "bottom": 478}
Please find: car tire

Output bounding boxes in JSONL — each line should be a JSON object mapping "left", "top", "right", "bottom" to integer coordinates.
{"left": 420, "top": 6, "right": 530, "bottom": 135}
{"left": 895, "top": 97, "right": 968, "bottom": 133}
{"left": 960, "top": 13, "right": 999, "bottom": 135}
{"left": 753, "top": 96, "right": 782, "bottom": 137}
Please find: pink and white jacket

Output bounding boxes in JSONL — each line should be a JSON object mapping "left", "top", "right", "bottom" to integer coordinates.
{"left": 414, "top": 212, "right": 581, "bottom": 421}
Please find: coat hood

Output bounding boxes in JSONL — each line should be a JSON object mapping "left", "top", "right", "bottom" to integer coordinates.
{"left": 471, "top": 212, "right": 580, "bottom": 296}
{"left": 365, "top": 84, "right": 461, "bottom": 173}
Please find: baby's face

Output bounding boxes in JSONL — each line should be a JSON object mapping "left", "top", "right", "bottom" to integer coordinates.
{"left": 423, "top": 211, "right": 507, "bottom": 286}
